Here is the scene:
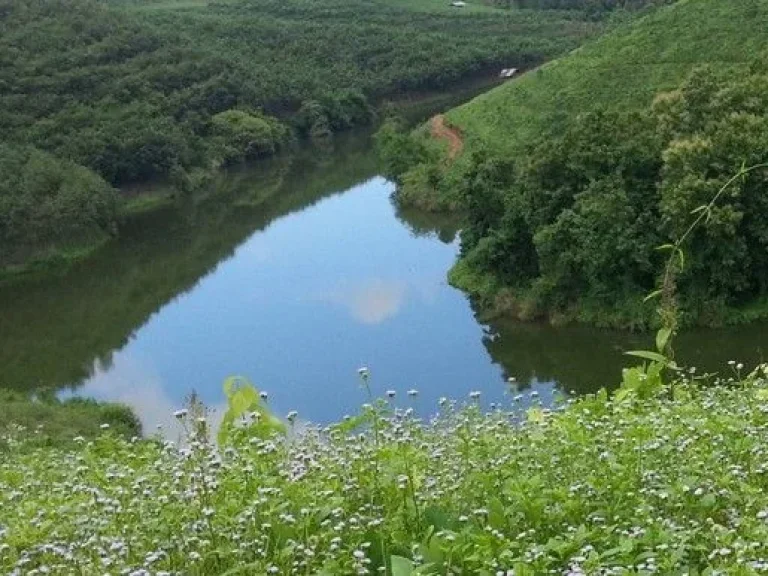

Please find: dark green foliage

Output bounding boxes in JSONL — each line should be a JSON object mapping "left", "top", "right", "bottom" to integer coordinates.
{"left": 296, "top": 92, "right": 374, "bottom": 139}
{"left": 0, "top": 0, "right": 600, "bottom": 270}
{"left": 0, "top": 145, "right": 118, "bottom": 268}
{"left": 211, "top": 109, "right": 290, "bottom": 165}
{"left": 499, "top": 0, "right": 671, "bottom": 14}
{"left": 0, "top": 0, "right": 597, "bottom": 188}
{"left": 455, "top": 67, "right": 768, "bottom": 326}
{"left": 375, "top": 117, "right": 434, "bottom": 182}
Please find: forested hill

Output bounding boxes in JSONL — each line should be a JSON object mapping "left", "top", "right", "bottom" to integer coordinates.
{"left": 382, "top": 0, "right": 768, "bottom": 328}
{"left": 0, "top": 0, "right": 604, "bottom": 270}
{"left": 0, "top": 0, "right": 595, "bottom": 186}
{"left": 445, "top": 0, "right": 767, "bottom": 157}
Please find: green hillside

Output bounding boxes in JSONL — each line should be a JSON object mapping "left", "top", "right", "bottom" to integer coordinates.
{"left": 0, "top": 0, "right": 603, "bottom": 271}
{"left": 384, "top": 0, "right": 768, "bottom": 328}
{"left": 446, "top": 0, "right": 768, "bottom": 156}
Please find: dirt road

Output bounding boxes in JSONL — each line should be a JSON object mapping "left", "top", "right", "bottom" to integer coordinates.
{"left": 430, "top": 114, "right": 463, "bottom": 160}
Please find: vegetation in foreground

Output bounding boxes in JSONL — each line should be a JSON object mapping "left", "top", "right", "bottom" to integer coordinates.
{"left": 0, "top": 0, "right": 600, "bottom": 270}
{"left": 382, "top": 0, "right": 768, "bottom": 328}
{"left": 3, "top": 365, "right": 768, "bottom": 574}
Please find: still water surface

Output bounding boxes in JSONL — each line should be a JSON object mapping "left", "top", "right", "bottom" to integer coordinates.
{"left": 2, "top": 133, "right": 768, "bottom": 431}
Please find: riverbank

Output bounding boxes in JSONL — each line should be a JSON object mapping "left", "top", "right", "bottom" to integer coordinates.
{"left": 1, "top": 0, "right": 604, "bottom": 275}
{"left": 0, "top": 74, "right": 505, "bottom": 283}
{"left": 383, "top": 0, "right": 768, "bottom": 330}
{"left": 3, "top": 368, "right": 768, "bottom": 573}
{"left": 0, "top": 392, "right": 140, "bottom": 448}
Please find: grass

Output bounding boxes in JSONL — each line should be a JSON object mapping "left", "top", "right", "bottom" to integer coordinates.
{"left": 124, "top": 0, "right": 216, "bottom": 10}
{"left": 442, "top": 0, "right": 768, "bottom": 158}
{"left": 3, "top": 369, "right": 768, "bottom": 574}
{"left": 374, "top": 0, "right": 507, "bottom": 15}
{"left": 0, "top": 392, "right": 141, "bottom": 449}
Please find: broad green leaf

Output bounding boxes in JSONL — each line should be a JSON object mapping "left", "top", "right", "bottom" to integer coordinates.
{"left": 423, "top": 506, "right": 452, "bottom": 531}
{"left": 390, "top": 555, "right": 414, "bottom": 576}
{"left": 625, "top": 350, "right": 668, "bottom": 364}
{"left": 643, "top": 289, "right": 663, "bottom": 303}
{"left": 613, "top": 387, "right": 632, "bottom": 403}
{"left": 655, "top": 327, "right": 672, "bottom": 353}
{"left": 526, "top": 407, "right": 546, "bottom": 424}
{"left": 701, "top": 493, "right": 717, "bottom": 508}
{"left": 488, "top": 497, "right": 506, "bottom": 530}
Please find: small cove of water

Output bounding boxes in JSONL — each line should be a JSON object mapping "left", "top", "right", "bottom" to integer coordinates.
{"left": 2, "top": 132, "right": 768, "bottom": 432}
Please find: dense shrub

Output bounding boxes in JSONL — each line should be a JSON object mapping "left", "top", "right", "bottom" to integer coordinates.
{"left": 452, "top": 67, "right": 768, "bottom": 327}
{"left": 0, "top": 145, "right": 118, "bottom": 267}
{"left": 0, "top": 392, "right": 140, "bottom": 448}
{"left": 0, "top": 0, "right": 598, "bottom": 187}
{"left": 211, "top": 109, "right": 290, "bottom": 165}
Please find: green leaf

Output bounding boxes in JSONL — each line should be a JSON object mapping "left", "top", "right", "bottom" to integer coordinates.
{"left": 331, "top": 411, "right": 373, "bottom": 434}
{"left": 390, "top": 555, "right": 414, "bottom": 576}
{"left": 220, "top": 563, "right": 263, "bottom": 575}
{"left": 488, "top": 497, "right": 506, "bottom": 530}
{"left": 625, "top": 350, "right": 668, "bottom": 364}
{"left": 218, "top": 376, "right": 286, "bottom": 446}
{"left": 655, "top": 327, "right": 672, "bottom": 353}
{"left": 701, "top": 494, "right": 717, "bottom": 508}
{"left": 526, "top": 407, "right": 546, "bottom": 425}
{"left": 656, "top": 244, "right": 675, "bottom": 252}
{"left": 643, "top": 289, "right": 663, "bottom": 303}
{"left": 613, "top": 387, "right": 633, "bottom": 403}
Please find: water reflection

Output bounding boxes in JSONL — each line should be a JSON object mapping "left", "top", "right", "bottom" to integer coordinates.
{"left": 0, "top": 131, "right": 377, "bottom": 394}
{"left": 319, "top": 279, "right": 408, "bottom": 325}
{"left": 2, "top": 132, "right": 768, "bottom": 429}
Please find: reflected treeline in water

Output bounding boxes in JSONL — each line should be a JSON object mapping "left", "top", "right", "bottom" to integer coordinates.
{"left": 482, "top": 318, "right": 768, "bottom": 395}
{"left": 394, "top": 207, "right": 768, "bottom": 396}
{"left": 394, "top": 203, "right": 462, "bottom": 245}
{"left": 0, "top": 132, "right": 379, "bottom": 393}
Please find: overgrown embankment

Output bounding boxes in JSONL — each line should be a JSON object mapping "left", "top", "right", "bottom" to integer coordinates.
{"left": 383, "top": 0, "right": 768, "bottom": 328}
{"left": 0, "top": 392, "right": 141, "bottom": 448}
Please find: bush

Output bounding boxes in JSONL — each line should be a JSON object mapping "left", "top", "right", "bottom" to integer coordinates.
{"left": 0, "top": 392, "right": 140, "bottom": 449}
{"left": 452, "top": 67, "right": 768, "bottom": 327}
{"left": 210, "top": 109, "right": 290, "bottom": 165}
{"left": 0, "top": 144, "right": 119, "bottom": 268}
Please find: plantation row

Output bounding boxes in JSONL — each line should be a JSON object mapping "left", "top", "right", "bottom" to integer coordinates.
{"left": 0, "top": 0, "right": 599, "bottom": 270}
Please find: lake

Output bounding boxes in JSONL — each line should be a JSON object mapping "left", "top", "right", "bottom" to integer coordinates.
{"left": 2, "top": 131, "right": 768, "bottom": 432}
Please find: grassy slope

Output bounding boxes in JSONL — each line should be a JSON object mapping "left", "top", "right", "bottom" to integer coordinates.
{"left": 445, "top": 0, "right": 768, "bottom": 157}
{"left": 0, "top": 392, "right": 141, "bottom": 447}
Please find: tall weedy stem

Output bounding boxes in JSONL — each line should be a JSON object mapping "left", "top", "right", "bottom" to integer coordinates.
{"left": 651, "top": 163, "right": 768, "bottom": 359}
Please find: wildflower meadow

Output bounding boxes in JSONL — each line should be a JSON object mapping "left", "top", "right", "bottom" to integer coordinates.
{"left": 3, "top": 364, "right": 768, "bottom": 575}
